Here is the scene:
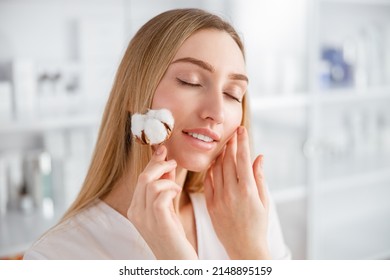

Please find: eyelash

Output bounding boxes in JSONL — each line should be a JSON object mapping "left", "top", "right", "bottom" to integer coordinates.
{"left": 225, "top": 93, "right": 242, "bottom": 103}
{"left": 176, "top": 78, "right": 201, "bottom": 87}
{"left": 176, "top": 78, "right": 242, "bottom": 103}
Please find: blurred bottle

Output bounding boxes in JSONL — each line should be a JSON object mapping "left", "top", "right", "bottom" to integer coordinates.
{"left": 11, "top": 59, "right": 37, "bottom": 120}
{"left": 0, "top": 157, "right": 7, "bottom": 217}
{"left": 23, "top": 150, "right": 54, "bottom": 218}
{"left": 319, "top": 46, "right": 353, "bottom": 89}
{"left": 385, "top": 24, "right": 390, "bottom": 85}
{"left": 354, "top": 23, "right": 385, "bottom": 89}
{"left": 0, "top": 81, "right": 13, "bottom": 122}
{"left": 5, "top": 152, "right": 23, "bottom": 211}
{"left": 19, "top": 181, "right": 33, "bottom": 214}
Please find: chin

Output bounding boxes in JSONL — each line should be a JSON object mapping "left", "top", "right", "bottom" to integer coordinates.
{"left": 172, "top": 154, "right": 212, "bottom": 173}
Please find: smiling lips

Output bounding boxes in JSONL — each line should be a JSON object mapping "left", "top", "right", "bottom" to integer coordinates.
{"left": 187, "top": 132, "right": 214, "bottom": 143}
{"left": 183, "top": 128, "right": 220, "bottom": 142}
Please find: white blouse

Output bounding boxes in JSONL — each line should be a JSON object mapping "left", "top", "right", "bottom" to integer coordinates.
{"left": 24, "top": 193, "right": 291, "bottom": 260}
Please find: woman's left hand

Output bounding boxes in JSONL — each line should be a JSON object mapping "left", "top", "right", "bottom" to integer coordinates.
{"left": 204, "top": 126, "right": 271, "bottom": 259}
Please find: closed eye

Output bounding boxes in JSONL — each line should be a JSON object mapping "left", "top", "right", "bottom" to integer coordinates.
{"left": 176, "top": 78, "right": 201, "bottom": 87}
{"left": 224, "top": 92, "right": 242, "bottom": 103}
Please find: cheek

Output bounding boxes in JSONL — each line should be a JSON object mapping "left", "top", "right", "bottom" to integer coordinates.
{"left": 226, "top": 105, "right": 243, "bottom": 130}
{"left": 151, "top": 90, "right": 170, "bottom": 109}
{"left": 151, "top": 77, "right": 174, "bottom": 109}
{"left": 152, "top": 81, "right": 188, "bottom": 114}
{"left": 219, "top": 108, "right": 243, "bottom": 146}
{"left": 153, "top": 94, "right": 193, "bottom": 126}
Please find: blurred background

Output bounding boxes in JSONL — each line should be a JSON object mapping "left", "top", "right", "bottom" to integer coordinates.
{"left": 1, "top": 0, "right": 390, "bottom": 260}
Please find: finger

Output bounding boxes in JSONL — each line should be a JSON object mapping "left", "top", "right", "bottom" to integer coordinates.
{"left": 163, "top": 166, "right": 182, "bottom": 213}
{"left": 153, "top": 188, "right": 180, "bottom": 227}
{"left": 135, "top": 161, "right": 177, "bottom": 210}
{"left": 253, "top": 154, "right": 269, "bottom": 210}
{"left": 145, "top": 179, "right": 181, "bottom": 206}
{"left": 203, "top": 167, "right": 214, "bottom": 208}
{"left": 212, "top": 149, "right": 225, "bottom": 198}
{"left": 236, "top": 126, "right": 255, "bottom": 186}
{"left": 161, "top": 160, "right": 175, "bottom": 180}
{"left": 140, "top": 146, "right": 177, "bottom": 185}
{"left": 133, "top": 146, "right": 176, "bottom": 210}
{"left": 223, "top": 131, "right": 238, "bottom": 189}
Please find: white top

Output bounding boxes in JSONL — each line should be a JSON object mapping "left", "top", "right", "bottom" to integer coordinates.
{"left": 24, "top": 193, "right": 291, "bottom": 260}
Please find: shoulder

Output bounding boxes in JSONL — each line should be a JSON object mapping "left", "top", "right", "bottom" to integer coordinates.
{"left": 24, "top": 200, "right": 106, "bottom": 259}
{"left": 24, "top": 200, "right": 154, "bottom": 259}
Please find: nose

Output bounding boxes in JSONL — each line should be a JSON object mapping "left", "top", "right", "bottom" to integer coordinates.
{"left": 199, "top": 89, "right": 225, "bottom": 124}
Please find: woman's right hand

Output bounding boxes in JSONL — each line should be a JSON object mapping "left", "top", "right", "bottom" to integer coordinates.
{"left": 127, "top": 145, "right": 198, "bottom": 259}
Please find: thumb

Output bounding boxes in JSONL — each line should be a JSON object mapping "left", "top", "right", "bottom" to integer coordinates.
{"left": 153, "top": 145, "right": 167, "bottom": 160}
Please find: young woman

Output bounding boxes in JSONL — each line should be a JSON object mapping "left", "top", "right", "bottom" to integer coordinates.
{"left": 24, "top": 8, "right": 291, "bottom": 260}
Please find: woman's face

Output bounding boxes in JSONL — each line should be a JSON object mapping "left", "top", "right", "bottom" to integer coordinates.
{"left": 152, "top": 29, "right": 248, "bottom": 172}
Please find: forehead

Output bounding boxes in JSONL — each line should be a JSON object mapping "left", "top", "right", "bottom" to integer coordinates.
{"left": 172, "top": 29, "right": 246, "bottom": 74}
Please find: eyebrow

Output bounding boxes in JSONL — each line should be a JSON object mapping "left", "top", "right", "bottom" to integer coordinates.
{"left": 229, "top": 73, "right": 249, "bottom": 83}
{"left": 171, "top": 57, "right": 249, "bottom": 83}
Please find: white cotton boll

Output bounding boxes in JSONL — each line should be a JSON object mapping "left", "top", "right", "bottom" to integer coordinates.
{"left": 131, "top": 108, "right": 175, "bottom": 145}
{"left": 154, "top": 108, "right": 174, "bottom": 129}
{"left": 131, "top": 113, "right": 146, "bottom": 137}
{"left": 144, "top": 118, "right": 168, "bottom": 144}
{"left": 146, "top": 109, "right": 157, "bottom": 118}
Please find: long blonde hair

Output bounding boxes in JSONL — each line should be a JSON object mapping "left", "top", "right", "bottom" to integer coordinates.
{"left": 61, "top": 8, "right": 251, "bottom": 221}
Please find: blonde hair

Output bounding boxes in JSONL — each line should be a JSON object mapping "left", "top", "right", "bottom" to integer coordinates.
{"left": 61, "top": 8, "right": 251, "bottom": 221}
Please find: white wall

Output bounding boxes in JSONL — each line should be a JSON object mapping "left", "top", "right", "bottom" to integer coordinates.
{"left": 231, "top": 0, "right": 308, "bottom": 95}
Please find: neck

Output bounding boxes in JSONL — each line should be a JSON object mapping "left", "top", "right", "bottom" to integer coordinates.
{"left": 174, "top": 166, "right": 188, "bottom": 212}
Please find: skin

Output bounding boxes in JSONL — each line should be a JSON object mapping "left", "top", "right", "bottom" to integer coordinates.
{"left": 106, "top": 29, "right": 270, "bottom": 259}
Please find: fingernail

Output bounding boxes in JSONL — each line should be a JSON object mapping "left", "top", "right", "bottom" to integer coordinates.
{"left": 155, "top": 145, "right": 164, "bottom": 155}
{"left": 168, "top": 159, "right": 177, "bottom": 166}
{"left": 237, "top": 126, "right": 244, "bottom": 135}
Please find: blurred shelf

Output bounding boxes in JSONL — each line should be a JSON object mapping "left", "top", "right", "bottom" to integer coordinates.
{"left": 316, "top": 166, "right": 390, "bottom": 195}
{"left": 251, "top": 86, "right": 390, "bottom": 110}
{"left": 314, "top": 210, "right": 390, "bottom": 259}
{"left": 271, "top": 164, "right": 390, "bottom": 204}
{"left": 0, "top": 114, "right": 101, "bottom": 135}
{"left": 251, "top": 94, "right": 309, "bottom": 110}
{"left": 320, "top": 0, "right": 390, "bottom": 6}
{"left": 0, "top": 207, "right": 64, "bottom": 258}
{"left": 316, "top": 86, "right": 390, "bottom": 105}
{"left": 271, "top": 185, "right": 306, "bottom": 204}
